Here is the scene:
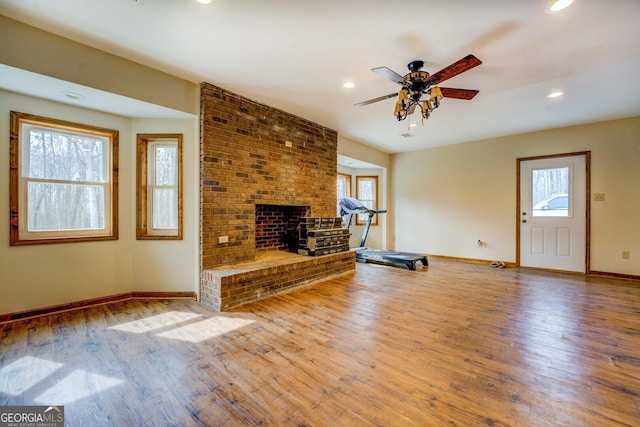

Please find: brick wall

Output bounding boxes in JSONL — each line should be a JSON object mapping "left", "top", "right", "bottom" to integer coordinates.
{"left": 200, "top": 83, "right": 338, "bottom": 269}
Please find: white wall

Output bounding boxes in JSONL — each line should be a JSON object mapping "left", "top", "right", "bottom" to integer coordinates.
{"left": 130, "top": 118, "right": 199, "bottom": 292}
{"left": 392, "top": 117, "right": 640, "bottom": 276}
{"left": 0, "top": 90, "right": 199, "bottom": 314}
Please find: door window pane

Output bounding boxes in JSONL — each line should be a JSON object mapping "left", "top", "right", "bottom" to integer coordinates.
{"left": 531, "top": 166, "right": 570, "bottom": 217}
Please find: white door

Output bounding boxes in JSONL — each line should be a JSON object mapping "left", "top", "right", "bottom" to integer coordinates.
{"left": 519, "top": 154, "right": 587, "bottom": 273}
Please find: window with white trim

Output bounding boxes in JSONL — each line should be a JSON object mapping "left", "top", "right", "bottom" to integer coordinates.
{"left": 9, "top": 111, "right": 118, "bottom": 245}
{"left": 136, "top": 134, "right": 182, "bottom": 239}
{"left": 356, "top": 176, "right": 378, "bottom": 226}
{"left": 336, "top": 173, "right": 351, "bottom": 216}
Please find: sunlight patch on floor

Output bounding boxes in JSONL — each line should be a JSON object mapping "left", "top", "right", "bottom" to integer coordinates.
{"left": 34, "top": 369, "right": 124, "bottom": 405}
{"left": 0, "top": 356, "right": 63, "bottom": 395}
{"left": 1, "top": 356, "right": 124, "bottom": 406}
{"left": 156, "top": 316, "right": 255, "bottom": 343}
{"left": 109, "top": 311, "right": 202, "bottom": 333}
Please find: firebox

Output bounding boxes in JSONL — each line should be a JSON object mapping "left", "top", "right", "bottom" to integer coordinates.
{"left": 255, "top": 204, "right": 310, "bottom": 252}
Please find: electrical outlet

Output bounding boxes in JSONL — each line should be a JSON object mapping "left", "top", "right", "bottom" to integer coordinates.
{"left": 622, "top": 251, "right": 630, "bottom": 259}
{"left": 594, "top": 193, "right": 605, "bottom": 201}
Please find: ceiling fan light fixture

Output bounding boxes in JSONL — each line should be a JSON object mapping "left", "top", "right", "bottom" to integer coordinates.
{"left": 545, "top": 0, "right": 575, "bottom": 14}
{"left": 394, "top": 89, "right": 410, "bottom": 120}
{"left": 429, "top": 86, "right": 443, "bottom": 108}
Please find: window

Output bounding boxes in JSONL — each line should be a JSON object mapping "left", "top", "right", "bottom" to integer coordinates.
{"left": 336, "top": 173, "right": 351, "bottom": 216}
{"left": 531, "top": 166, "right": 570, "bottom": 217}
{"left": 136, "top": 134, "right": 182, "bottom": 239}
{"left": 9, "top": 111, "right": 118, "bottom": 245}
{"left": 355, "top": 176, "right": 378, "bottom": 226}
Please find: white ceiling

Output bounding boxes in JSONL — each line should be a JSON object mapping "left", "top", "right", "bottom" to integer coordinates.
{"left": 1, "top": 0, "right": 639, "bottom": 154}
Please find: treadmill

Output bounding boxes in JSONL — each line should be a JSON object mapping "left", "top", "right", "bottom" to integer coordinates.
{"left": 339, "top": 198, "right": 428, "bottom": 271}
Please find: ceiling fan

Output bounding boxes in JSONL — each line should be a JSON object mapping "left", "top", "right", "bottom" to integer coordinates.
{"left": 355, "top": 54, "right": 482, "bottom": 121}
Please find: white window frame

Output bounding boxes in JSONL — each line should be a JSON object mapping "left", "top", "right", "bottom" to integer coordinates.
{"left": 9, "top": 111, "right": 118, "bottom": 245}
{"left": 356, "top": 176, "right": 378, "bottom": 226}
{"left": 336, "top": 173, "right": 352, "bottom": 216}
{"left": 136, "top": 134, "right": 183, "bottom": 240}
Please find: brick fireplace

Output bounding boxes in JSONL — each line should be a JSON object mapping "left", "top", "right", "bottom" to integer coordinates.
{"left": 255, "top": 204, "right": 310, "bottom": 252}
{"left": 199, "top": 83, "right": 355, "bottom": 310}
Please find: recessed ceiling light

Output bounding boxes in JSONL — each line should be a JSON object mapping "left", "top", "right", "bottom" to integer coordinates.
{"left": 196, "top": 0, "right": 215, "bottom": 4}
{"left": 545, "top": 0, "right": 575, "bottom": 14}
{"left": 546, "top": 90, "right": 566, "bottom": 99}
{"left": 61, "top": 91, "right": 85, "bottom": 100}
{"left": 343, "top": 82, "right": 355, "bottom": 89}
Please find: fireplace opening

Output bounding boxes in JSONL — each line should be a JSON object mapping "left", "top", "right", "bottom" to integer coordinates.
{"left": 255, "top": 204, "right": 310, "bottom": 252}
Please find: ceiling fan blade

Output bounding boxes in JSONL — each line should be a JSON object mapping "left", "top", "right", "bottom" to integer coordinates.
{"left": 371, "top": 66, "right": 406, "bottom": 85}
{"left": 354, "top": 92, "right": 398, "bottom": 107}
{"left": 427, "top": 54, "right": 482, "bottom": 86}
{"left": 440, "top": 87, "right": 480, "bottom": 100}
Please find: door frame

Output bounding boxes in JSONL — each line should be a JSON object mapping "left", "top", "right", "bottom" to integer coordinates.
{"left": 516, "top": 151, "right": 591, "bottom": 273}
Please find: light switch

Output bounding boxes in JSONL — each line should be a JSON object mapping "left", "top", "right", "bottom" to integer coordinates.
{"left": 594, "top": 193, "right": 605, "bottom": 201}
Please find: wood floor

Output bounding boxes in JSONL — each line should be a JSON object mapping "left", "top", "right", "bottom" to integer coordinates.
{"left": 1, "top": 260, "right": 639, "bottom": 426}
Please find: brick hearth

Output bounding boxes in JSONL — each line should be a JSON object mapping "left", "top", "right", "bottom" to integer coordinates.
{"left": 201, "top": 250, "right": 355, "bottom": 311}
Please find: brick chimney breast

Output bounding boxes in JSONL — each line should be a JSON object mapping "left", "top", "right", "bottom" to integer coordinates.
{"left": 200, "top": 83, "right": 338, "bottom": 269}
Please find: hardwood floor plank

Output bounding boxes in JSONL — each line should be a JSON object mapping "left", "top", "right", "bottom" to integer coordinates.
{"left": 1, "top": 260, "right": 639, "bottom": 425}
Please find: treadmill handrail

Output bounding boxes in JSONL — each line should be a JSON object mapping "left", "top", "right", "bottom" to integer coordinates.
{"left": 339, "top": 197, "right": 388, "bottom": 246}
{"left": 338, "top": 197, "right": 387, "bottom": 215}
{"left": 342, "top": 206, "right": 386, "bottom": 215}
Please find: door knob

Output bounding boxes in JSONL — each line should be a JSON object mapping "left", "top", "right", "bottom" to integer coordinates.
{"left": 522, "top": 219, "right": 527, "bottom": 223}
